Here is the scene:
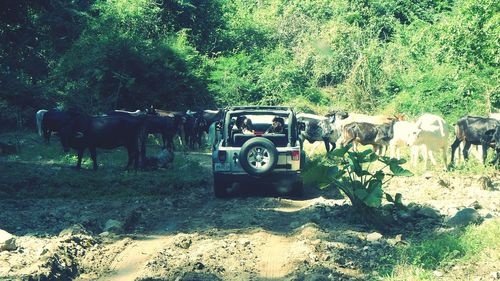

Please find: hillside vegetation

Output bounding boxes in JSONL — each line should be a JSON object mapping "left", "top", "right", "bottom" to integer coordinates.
{"left": 1, "top": 0, "right": 498, "bottom": 129}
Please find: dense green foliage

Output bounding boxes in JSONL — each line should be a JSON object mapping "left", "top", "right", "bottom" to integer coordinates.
{"left": 0, "top": 0, "right": 498, "bottom": 128}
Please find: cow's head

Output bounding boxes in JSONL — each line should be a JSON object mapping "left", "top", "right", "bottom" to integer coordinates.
{"left": 407, "top": 128, "right": 423, "bottom": 146}
{"left": 483, "top": 126, "right": 500, "bottom": 150}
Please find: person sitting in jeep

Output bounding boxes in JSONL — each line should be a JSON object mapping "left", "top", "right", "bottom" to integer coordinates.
{"left": 234, "top": 115, "right": 254, "bottom": 135}
{"left": 241, "top": 117, "right": 254, "bottom": 134}
{"left": 265, "top": 116, "right": 285, "bottom": 134}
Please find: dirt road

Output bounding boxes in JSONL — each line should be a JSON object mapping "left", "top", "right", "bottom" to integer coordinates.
{"left": 1, "top": 152, "right": 499, "bottom": 280}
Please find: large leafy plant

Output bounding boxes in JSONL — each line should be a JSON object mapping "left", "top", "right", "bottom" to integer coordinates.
{"left": 322, "top": 144, "right": 413, "bottom": 211}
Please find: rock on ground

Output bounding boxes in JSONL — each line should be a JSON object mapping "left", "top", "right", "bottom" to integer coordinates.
{"left": 446, "top": 208, "right": 482, "bottom": 227}
{"left": 0, "top": 229, "right": 16, "bottom": 251}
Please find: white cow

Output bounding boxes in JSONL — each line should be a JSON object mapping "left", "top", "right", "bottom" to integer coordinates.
{"left": 407, "top": 114, "right": 449, "bottom": 170}
{"left": 489, "top": 113, "right": 500, "bottom": 121}
{"left": 389, "top": 121, "right": 417, "bottom": 160}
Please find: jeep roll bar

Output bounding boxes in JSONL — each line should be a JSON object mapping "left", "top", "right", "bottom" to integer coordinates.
{"left": 221, "top": 106, "right": 297, "bottom": 147}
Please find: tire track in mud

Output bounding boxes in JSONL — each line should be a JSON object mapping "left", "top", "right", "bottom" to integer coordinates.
{"left": 98, "top": 235, "right": 173, "bottom": 281}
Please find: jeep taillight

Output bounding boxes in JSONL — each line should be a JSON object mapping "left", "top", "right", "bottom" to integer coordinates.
{"left": 218, "top": 151, "right": 227, "bottom": 162}
{"left": 291, "top": 150, "right": 300, "bottom": 161}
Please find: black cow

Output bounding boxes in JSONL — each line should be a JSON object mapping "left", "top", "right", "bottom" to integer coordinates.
{"left": 108, "top": 109, "right": 184, "bottom": 150}
{"left": 147, "top": 107, "right": 187, "bottom": 146}
{"left": 184, "top": 111, "right": 207, "bottom": 149}
{"left": 144, "top": 115, "right": 184, "bottom": 149}
{"left": 297, "top": 113, "right": 341, "bottom": 152}
{"left": 450, "top": 116, "right": 499, "bottom": 165}
{"left": 202, "top": 109, "right": 223, "bottom": 132}
{"left": 482, "top": 125, "right": 500, "bottom": 166}
{"left": 41, "top": 109, "right": 73, "bottom": 143}
{"left": 58, "top": 112, "right": 147, "bottom": 170}
{"left": 342, "top": 121, "right": 395, "bottom": 154}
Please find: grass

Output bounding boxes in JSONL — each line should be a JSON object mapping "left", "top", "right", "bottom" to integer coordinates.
{"left": 379, "top": 219, "right": 500, "bottom": 280}
{"left": 0, "top": 132, "right": 210, "bottom": 199}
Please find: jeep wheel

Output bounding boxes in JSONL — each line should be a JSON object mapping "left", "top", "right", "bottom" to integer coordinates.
{"left": 239, "top": 137, "right": 278, "bottom": 176}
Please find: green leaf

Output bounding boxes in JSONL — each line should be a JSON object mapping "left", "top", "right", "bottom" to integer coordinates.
{"left": 363, "top": 180, "right": 383, "bottom": 208}
{"left": 367, "top": 152, "right": 379, "bottom": 163}
{"left": 356, "top": 170, "right": 371, "bottom": 177}
{"left": 379, "top": 156, "right": 391, "bottom": 164}
{"left": 396, "top": 158, "right": 407, "bottom": 165}
{"left": 360, "top": 149, "right": 373, "bottom": 156}
{"left": 374, "top": 170, "right": 385, "bottom": 181}
{"left": 385, "top": 193, "right": 395, "bottom": 203}
{"left": 389, "top": 163, "right": 414, "bottom": 177}
{"left": 330, "top": 144, "right": 351, "bottom": 158}
{"left": 328, "top": 166, "right": 345, "bottom": 179}
{"left": 318, "top": 182, "right": 332, "bottom": 190}
{"left": 354, "top": 188, "right": 369, "bottom": 201}
{"left": 395, "top": 193, "right": 403, "bottom": 206}
{"left": 348, "top": 154, "right": 363, "bottom": 175}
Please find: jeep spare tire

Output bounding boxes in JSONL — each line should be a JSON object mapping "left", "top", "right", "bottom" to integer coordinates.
{"left": 239, "top": 137, "right": 278, "bottom": 176}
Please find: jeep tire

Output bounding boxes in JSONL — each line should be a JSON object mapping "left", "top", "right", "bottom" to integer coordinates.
{"left": 239, "top": 137, "right": 278, "bottom": 176}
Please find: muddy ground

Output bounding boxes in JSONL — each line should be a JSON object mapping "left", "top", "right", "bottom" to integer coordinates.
{"left": 0, "top": 152, "right": 499, "bottom": 281}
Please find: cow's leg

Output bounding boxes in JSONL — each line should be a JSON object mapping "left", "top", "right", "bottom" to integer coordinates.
{"left": 89, "top": 147, "right": 98, "bottom": 170}
{"left": 410, "top": 145, "right": 418, "bottom": 167}
{"left": 161, "top": 133, "right": 167, "bottom": 148}
{"left": 450, "top": 138, "right": 461, "bottom": 165}
{"left": 481, "top": 143, "right": 489, "bottom": 165}
{"left": 382, "top": 144, "right": 388, "bottom": 156}
{"left": 76, "top": 149, "right": 84, "bottom": 169}
{"left": 389, "top": 143, "right": 395, "bottom": 159}
{"left": 421, "top": 145, "right": 428, "bottom": 170}
{"left": 428, "top": 148, "right": 437, "bottom": 167}
{"left": 130, "top": 146, "right": 140, "bottom": 170}
{"left": 323, "top": 138, "right": 331, "bottom": 152}
{"left": 456, "top": 142, "right": 463, "bottom": 164}
{"left": 342, "top": 136, "right": 354, "bottom": 148}
{"left": 330, "top": 142, "right": 336, "bottom": 152}
{"left": 43, "top": 130, "right": 51, "bottom": 144}
{"left": 463, "top": 141, "right": 472, "bottom": 161}
{"left": 442, "top": 145, "right": 448, "bottom": 170}
{"left": 167, "top": 135, "right": 175, "bottom": 151}
{"left": 491, "top": 149, "right": 500, "bottom": 166}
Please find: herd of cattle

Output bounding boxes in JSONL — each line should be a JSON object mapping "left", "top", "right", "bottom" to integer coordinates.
{"left": 35, "top": 107, "right": 222, "bottom": 170}
{"left": 298, "top": 111, "right": 500, "bottom": 170}
{"left": 34, "top": 106, "right": 500, "bottom": 171}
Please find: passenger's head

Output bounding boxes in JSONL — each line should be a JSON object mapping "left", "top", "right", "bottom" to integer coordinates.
{"left": 272, "top": 117, "right": 284, "bottom": 128}
{"left": 242, "top": 117, "right": 253, "bottom": 130}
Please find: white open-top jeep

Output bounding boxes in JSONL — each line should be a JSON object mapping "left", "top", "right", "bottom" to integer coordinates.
{"left": 212, "top": 106, "right": 304, "bottom": 198}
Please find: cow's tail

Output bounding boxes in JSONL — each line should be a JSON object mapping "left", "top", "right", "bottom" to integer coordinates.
{"left": 438, "top": 118, "right": 446, "bottom": 138}
{"left": 36, "top": 109, "right": 47, "bottom": 136}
